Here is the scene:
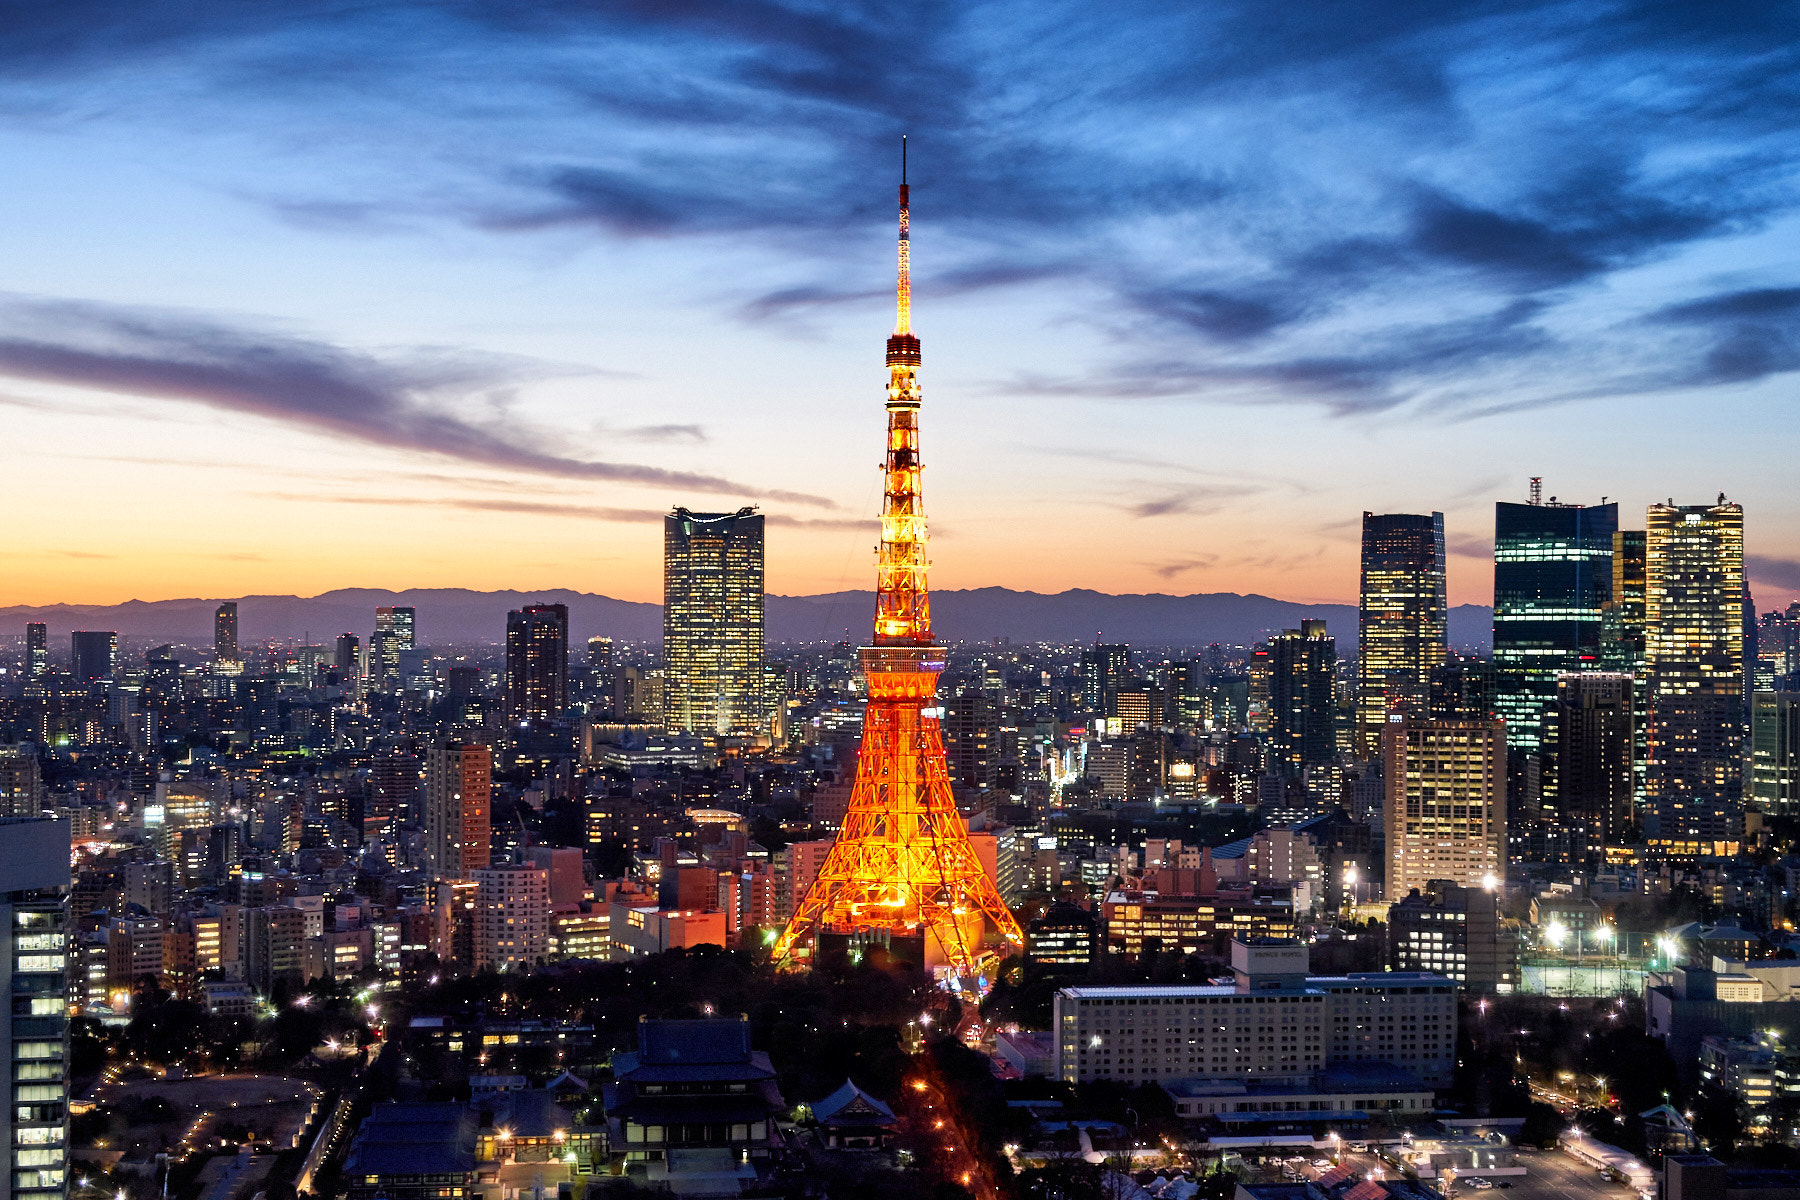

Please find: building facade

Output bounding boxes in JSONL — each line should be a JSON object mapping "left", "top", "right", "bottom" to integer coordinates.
{"left": 1, "top": 818, "right": 71, "bottom": 1200}
{"left": 504, "top": 603, "right": 569, "bottom": 724}
{"left": 1268, "top": 621, "right": 1337, "bottom": 779}
{"left": 473, "top": 864, "right": 550, "bottom": 973}
{"left": 69, "top": 631, "right": 116, "bottom": 684}
{"left": 1387, "top": 879, "right": 1515, "bottom": 993}
{"left": 1645, "top": 501, "right": 1745, "bottom": 840}
{"left": 424, "top": 740, "right": 492, "bottom": 881}
{"left": 1752, "top": 692, "right": 1800, "bottom": 816}
{"left": 1492, "top": 499, "right": 1617, "bottom": 753}
{"left": 663, "top": 508, "right": 766, "bottom": 738}
{"left": 1054, "top": 939, "right": 1456, "bottom": 1088}
{"left": 214, "top": 601, "right": 240, "bottom": 667}
{"left": 1382, "top": 716, "right": 1507, "bottom": 897}
{"left": 1548, "top": 672, "right": 1635, "bottom": 860}
{"left": 1357, "top": 513, "right": 1448, "bottom": 752}
{"left": 369, "top": 605, "right": 416, "bottom": 696}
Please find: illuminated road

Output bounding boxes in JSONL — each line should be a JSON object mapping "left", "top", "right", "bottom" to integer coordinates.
{"left": 902, "top": 1062, "right": 998, "bottom": 1200}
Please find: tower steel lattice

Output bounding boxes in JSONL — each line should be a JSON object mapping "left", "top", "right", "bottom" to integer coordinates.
{"left": 772, "top": 159, "right": 1024, "bottom": 981}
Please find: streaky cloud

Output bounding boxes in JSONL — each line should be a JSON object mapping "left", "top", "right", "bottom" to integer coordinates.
{"left": 0, "top": 295, "right": 834, "bottom": 506}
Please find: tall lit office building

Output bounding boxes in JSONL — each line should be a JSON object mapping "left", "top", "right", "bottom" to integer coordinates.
{"left": 24, "top": 624, "right": 46, "bottom": 681}
{"left": 368, "top": 606, "right": 415, "bottom": 696}
{"left": 1357, "top": 513, "right": 1447, "bottom": 752}
{"left": 68, "top": 632, "right": 115, "bottom": 684}
{"left": 1080, "top": 644, "right": 1131, "bottom": 719}
{"left": 663, "top": 507, "right": 766, "bottom": 737}
{"left": 1268, "top": 621, "right": 1337, "bottom": 779}
{"left": 1603, "top": 530, "right": 1650, "bottom": 809}
{"left": 214, "top": 601, "right": 240, "bottom": 667}
{"left": 424, "top": 740, "right": 492, "bottom": 880}
{"left": 1644, "top": 500, "right": 1745, "bottom": 841}
{"left": 1382, "top": 715, "right": 1506, "bottom": 898}
{"left": 587, "top": 636, "right": 615, "bottom": 714}
{"left": 334, "top": 632, "right": 361, "bottom": 680}
{"left": 504, "top": 603, "right": 569, "bottom": 724}
{"left": 1492, "top": 498, "right": 1617, "bottom": 752}
{"left": 1547, "top": 673, "right": 1635, "bottom": 862}
{"left": 0, "top": 817, "right": 71, "bottom": 1200}
{"left": 1752, "top": 692, "right": 1800, "bottom": 816}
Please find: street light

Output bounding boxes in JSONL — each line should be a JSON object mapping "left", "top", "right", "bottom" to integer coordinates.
{"left": 1546, "top": 922, "right": 1568, "bottom": 950}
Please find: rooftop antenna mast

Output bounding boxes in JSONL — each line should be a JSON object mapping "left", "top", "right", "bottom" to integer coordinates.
{"left": 1529, "top": 477, "right": 1542, "bottom": 506}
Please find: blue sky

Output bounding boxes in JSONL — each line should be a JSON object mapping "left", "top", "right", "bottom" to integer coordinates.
{"left": 1, "top": 0, "right": 1797, "bottom": 608}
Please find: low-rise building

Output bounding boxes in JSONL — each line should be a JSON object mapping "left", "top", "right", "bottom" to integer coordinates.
{"left": 1055, "top": 938, "right": 1457, "bottom": 1089}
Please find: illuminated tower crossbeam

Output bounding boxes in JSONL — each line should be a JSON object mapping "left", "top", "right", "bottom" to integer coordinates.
{"left": 774, "top": 150, "right": 1024, "bottom": 981}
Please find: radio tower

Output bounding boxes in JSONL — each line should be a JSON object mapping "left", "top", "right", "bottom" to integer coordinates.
{"left": 773, "top": 146, "right": 1024, "bottom": 983}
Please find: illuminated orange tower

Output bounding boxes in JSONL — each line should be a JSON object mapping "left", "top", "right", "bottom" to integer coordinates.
{"left": 774, "top": 153, "right": 1024, "bottom": 981}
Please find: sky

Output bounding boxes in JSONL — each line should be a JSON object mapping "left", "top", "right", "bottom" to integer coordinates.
{"left": 2, "top": 0, "right": 1798, "bottom": 611}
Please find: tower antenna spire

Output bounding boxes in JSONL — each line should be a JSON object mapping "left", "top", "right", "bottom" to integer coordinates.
{"left": 894, "top": 137, "right": 911, "bottom": 337}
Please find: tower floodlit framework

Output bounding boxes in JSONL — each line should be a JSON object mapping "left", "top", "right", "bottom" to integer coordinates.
{"left": 773, "top": 160, "right": 1024, "bottom": 982}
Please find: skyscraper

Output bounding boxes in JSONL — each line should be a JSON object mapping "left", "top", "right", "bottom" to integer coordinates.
{"left": 424, "top": 740, "right": 491, "bottom": 880}
{"left": 24, "top": 623, "right": 46, "bottom": 680}
{"left": 1357, "top": 512, "right": 1448, "bottom": 752}
{"left": 663, "top": 507, "right": 766, "bottom": 737}
{"left": 1382, "top": 715, "right": 1507, "bottom": 898}
{"left": 368, "top": 606, "right": 415, "bottom": 696}
{"left": 1751, "top": 692, "right": 1800, "bottom": 817}
{"left": 1267, "top": 620, "right": 1337, "bottom": 779}
{"left": 504, "top": 602, "right": 569, "bottom": 724}
{"left": 214, "top": 601, "right": 240, "bottom": 667}
{"left": 334, "top": 632, "right": 361, "bottom": 677}
{"left": 0, "top": 817, "right": 71, "bottom": 1200}
{"left": 587, "top": 636, "right": 616, "bottom": 714}
{"left": 774, "top": 171, "right": 1023, "bottom": 978}
{"left": 1547, "top": 672, "right": 1635, "bottom": 862}
{"left": 1644, "top": 499, "right": 1745, "bottom": 841}
{"left": 1492, "top": 498, "right": 1617, "bottom": 752}
{"left": 1079, "top": 644, "right": 1130, "bottom": 719}
{"left": 69, "top": 631, "right": 116, "bottom": 683}
{"left": 1603, "top": 529, "right": 1650, "bottom": 809}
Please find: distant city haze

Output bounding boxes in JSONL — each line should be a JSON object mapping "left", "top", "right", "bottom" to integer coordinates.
{"left": 0, "top": 587, "right": 1498, "bottom": 653}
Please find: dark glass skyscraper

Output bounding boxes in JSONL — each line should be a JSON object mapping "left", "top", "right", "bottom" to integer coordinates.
{"left": 505, "top": 602, "right": 569, "bottom": 723}
{"left": 369, "top": 606, "right": 415, "bottom": 696}
{"left": 24, "top": 623, "right": 46, "bottom": 680}
{"left": 664, "top": 507, "right": 766, "bottom": 737}
{"left": 214, "top": 600, "right": 239, "bottom": 666}
{"left": 1268, "top": 620, "right": 1337, "bottom": 779}
{"left": 69, "top": 630, "right": 116, "bottom": 683}
{"left": 1547, "top": 672, "right": 1635, "bottom": 862}
{"left": 1079, "top": 643, "right": 1130, "bottom": 719}
{"left": 1357, "top": 512, "right": 1447, "bottom": 752}
{"left": 1492, "top": 499, "right": 1618, "bottom": 752}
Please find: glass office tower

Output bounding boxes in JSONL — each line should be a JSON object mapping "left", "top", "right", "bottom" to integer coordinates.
{"left": 1357, "top": 512, "right": 1448, "bottom": 753}
{"left": 0, "top": 818, "right": 71, "bottom": 1200}
{"left": 504, "top": 602, "right": 569, "bottom": 723}
{"left": 1492, "top": 500, "right": 1618, "bottom": 752}
{"left": 663, "top": 507, "right": 766, "bottom": 738}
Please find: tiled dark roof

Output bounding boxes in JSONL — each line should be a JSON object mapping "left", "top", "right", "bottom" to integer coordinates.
{"left": 342, "top": 1103, "right": 476, "bottom": 1177}
{"left": 638, "top": 1016, "right": 754, "bottom": 1063}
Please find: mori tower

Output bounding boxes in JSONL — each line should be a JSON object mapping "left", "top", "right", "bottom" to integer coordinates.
{"left": 773, "top": 167, "right": 1024, "bottom": 983}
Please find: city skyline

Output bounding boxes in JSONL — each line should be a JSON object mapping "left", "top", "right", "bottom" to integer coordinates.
{"left": 3, "top": 4, "right": 1800, "bottom": 610}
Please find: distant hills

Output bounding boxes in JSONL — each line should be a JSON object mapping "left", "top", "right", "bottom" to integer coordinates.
{"left": 0, "top": 587, "right": 1494, "bottom": 653}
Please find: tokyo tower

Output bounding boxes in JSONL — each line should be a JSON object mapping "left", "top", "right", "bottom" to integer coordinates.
{"left": 773, "top": 153, "right": 1024, "bottom": 981}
